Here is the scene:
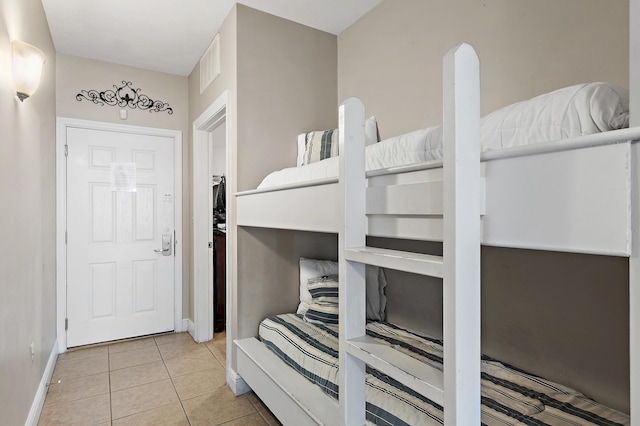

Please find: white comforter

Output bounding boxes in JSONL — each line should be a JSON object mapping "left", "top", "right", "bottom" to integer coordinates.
{"left": 258, "top": 82, "right": 629, "bottom": 189}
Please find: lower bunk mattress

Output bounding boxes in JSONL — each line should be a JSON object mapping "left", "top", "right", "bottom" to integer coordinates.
{"left": 259, "top": 314, "right": 629, "bottom": 426}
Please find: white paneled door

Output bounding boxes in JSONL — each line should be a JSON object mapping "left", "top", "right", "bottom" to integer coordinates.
{"left": 66, "top": 127, "right": 175, "bottom": 347}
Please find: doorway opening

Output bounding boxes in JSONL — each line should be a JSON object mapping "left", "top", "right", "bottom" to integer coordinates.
{"left": 192, "top": 91, "right": 230, "bottom": 351}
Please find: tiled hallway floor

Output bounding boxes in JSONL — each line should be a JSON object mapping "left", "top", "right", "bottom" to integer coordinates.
{"left": 38, "top": 331, "right": 282, "bottom": 425}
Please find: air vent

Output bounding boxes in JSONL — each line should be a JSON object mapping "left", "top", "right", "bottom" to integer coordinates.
{"left": 200, "top": 33, "right": 220, "bottom": 94}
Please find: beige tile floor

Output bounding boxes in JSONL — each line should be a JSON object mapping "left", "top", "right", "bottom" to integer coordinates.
{"left": 38, "top": 331, "right": 282, "bottom": 426}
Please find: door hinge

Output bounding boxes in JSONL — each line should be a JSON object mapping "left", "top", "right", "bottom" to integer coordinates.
{"left": 208, "top": 242, "right": 213, "bottom": 248}
{"left": 64, "top": 145, "right": 68, "bottom": 157}
{"left": 65, "top": 231, "right": 68, "bottom": 244}
{"left": 65, "top": 318, "right": 68, "bottom": 330}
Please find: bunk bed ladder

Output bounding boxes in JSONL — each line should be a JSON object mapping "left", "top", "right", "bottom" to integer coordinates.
{"left": 338, "top": 43, "right": 481, "bottom": 426}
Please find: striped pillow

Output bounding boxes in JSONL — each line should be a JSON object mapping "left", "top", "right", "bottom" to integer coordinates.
{"left": 307, "top": 275, "right": 339, "bottom": 305}
{"left": 296, "top": 117, "right": 379, "bottom": 167}
{"left": 301, "top": 129, "right": 338, "bottom": 165}
{"left": 304, "top": 303, "right": 339, "bottom": 325}
{"left": 304, "top": 276, "right": 339, "bottom": 325}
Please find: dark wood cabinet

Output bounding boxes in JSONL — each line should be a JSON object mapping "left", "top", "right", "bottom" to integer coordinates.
{"left": 213, "top": 230, "right": 226, "bottom": 332}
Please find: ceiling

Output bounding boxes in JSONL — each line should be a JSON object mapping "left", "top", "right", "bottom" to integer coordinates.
{"left": 40, "top": 0, "right": 381, "bottom": 77}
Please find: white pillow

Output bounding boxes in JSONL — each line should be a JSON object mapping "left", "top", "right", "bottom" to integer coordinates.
{"left": 296, "top": 257, "right": 387, "bottom": 321}
{"left": 480, "top": 82, "right": 629, "bottom": 151}
{"left": 364, "top": 115, "right": 380, "bottom": 147}
{"left": 296, "top": 116, "right": 379, "bottom": 167}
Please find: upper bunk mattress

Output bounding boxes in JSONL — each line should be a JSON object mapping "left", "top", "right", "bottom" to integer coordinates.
{"left": 258, "top": 82, "right": 629, "bottom": 189}
{"left": 259, "top": 313, "right": 630, "bottom": 426}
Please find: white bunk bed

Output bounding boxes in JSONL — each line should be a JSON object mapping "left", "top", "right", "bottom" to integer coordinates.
{"left": 234, "top": 45, "right": 639, "bottom": 426}
{"left": 237, "top": 83, "right": 638, "bottom": 256}
{"left": 234, "top": 4, "right": 640, "bottom": 423}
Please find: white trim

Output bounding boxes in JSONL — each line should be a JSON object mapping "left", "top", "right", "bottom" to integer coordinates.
{"left": 631, "top": 142, "right": 640, "bottom": 426}
{"left": 192, "top": 91, "right": 229, "bottom": 343}
{"left": 177, "top": 318, "right": 188, "bottom": 333}
{"left": 55, "top": 117, "right": 183, "bottom": 352}
{"left": 626, "top": 2, "right": 638, "bottom": 422}
{"left": 187, "top": 318, "right": 196, "bottom": 338}
{"left": 227, "top": 366, "right": 251, "bottom": 396}
{"left": 25, "top": 339, "right": 58, "bottom": 426}
{"left": 631, "top": 0, "right": 639, "bottom": 128}
{"left": 56, "top": 119, "right": 68, "bottom": 352}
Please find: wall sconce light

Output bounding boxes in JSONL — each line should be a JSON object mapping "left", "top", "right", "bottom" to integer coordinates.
{"left": 11, "top": 40, "right": 46, "bottom": 102}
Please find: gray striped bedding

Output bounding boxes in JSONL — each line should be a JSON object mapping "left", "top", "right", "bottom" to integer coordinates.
{"left": 259, "top": 314, "right": 630, "bottom": 426}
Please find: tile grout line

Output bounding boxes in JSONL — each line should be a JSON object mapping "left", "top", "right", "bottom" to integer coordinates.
{"left": 110, "top": 337, "right": 178, "bottom": 424}
{"left": 60, "top": 333, "right": 233, "bottom": 425}
{"left": 205, "top": 336, "right": 267, "bottom": 426}
{"left": 43, "top": 334, "right": 199, "bottom": 426}
{"left": 108, "top": 347, "right": 113, "bottom": 424}
{"left": 161, "top": 336, "right": 193, "bottom": 426}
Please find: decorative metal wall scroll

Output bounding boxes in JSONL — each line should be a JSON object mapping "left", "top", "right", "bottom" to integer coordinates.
{"left": 76, "top": 81, "right": 173, "bottom": 114}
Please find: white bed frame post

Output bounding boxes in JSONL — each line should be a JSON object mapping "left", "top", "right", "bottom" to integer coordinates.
{"left": 631, "top": 0, "right": 639, "bottom": 424}
{"left": 338, "top": 97, "right": 368, "bottom": 425}
{"left": 631, "top": 138, "right": 640, "bottom": 426}
{"left": 631, "top": 0, "right": 639, "bottom": 129}
{"left": 442, "top": 43, "right": 481, "bottom": 425}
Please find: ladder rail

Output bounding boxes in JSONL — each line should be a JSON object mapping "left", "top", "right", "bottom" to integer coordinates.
{"left": 442, "top": 43, "right": 482, "bottom": 425}
{"left": 338, "top": 44, "right": 481, "bottom": 425}
{"left": 338, "top": 97, "right": 367, "bottom": 425}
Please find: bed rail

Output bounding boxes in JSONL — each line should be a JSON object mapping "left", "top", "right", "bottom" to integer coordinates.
{"left": 338, "top": 44, "right": 481, "bottom": 425}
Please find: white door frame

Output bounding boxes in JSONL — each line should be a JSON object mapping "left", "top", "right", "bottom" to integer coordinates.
{"left": 192, "top": 91, "right": 230, "bottom": 344}
{"left": 56, "top": 117, "right": 183, "bottom": 353}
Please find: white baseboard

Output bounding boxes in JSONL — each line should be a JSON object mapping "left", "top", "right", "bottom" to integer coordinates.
{"left": 186, "top": 319, "right": 196, "bottom": 340}
{"left": 227, "top": 367, "right": 251, "bottom": 396}
{"left": 25, "top": 339, "right": 58, "bottom": 426}
{"left": 179, "top": 318, "right": 189, "bottom": 333}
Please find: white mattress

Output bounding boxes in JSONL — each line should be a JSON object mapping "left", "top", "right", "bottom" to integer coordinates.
{"left": 258, "top": 82, "right": 629, "bottom": 189}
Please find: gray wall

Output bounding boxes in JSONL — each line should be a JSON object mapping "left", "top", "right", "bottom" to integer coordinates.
{"left": 188, "top": 6, "right": 237, "bottom": 123}
{"left": 236, "top": 5, "right": 337, "bottom": 191}
{"left": 188, "top": 5, "right": 238, "bottom": 323}
{"left": 481, "top": 247, "right": 629, "bottom": 413}
{"left": 340, "top": 0, "right": 630, "bottom": 413}
{"left": 232, "top": 5, "right": 338, "bottom": 371}
{"left": 236, "top": 228, "right": 337, "bottom": 340}
{"left": 186, "top": 5, "right": 338, "bottom": 371}
{"left": 338, "top": 0, "right": 629, "bottom": 139}
{"left": 56, "top": 54, "right": 189, "bottom": 130}
{"left": 0, "top": 0, "right": 57, "bottom": 423}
